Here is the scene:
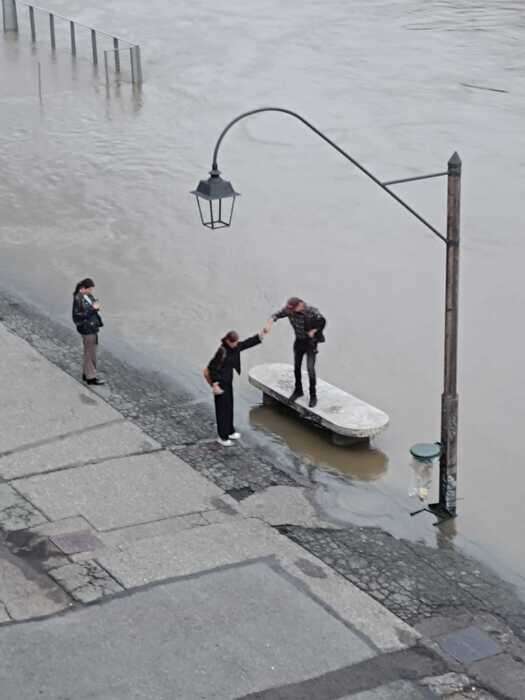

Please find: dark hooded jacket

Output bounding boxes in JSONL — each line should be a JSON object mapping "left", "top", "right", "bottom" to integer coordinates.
{"left": 207, "top": 334, "right": 261, "bottom": 386}
{"left": 72, "top": 293, "right": 104, "bottom": 336}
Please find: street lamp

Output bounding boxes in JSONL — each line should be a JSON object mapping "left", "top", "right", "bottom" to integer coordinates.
{"left": 191, "top": 168, "right": 239, "bottom": 229}
{"left": 192, "top": 107, "right": 461, "bottom": 521}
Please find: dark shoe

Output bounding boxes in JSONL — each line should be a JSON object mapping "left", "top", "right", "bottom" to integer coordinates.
{"left": 87, "top": 377, "right": 105, "bottom": 386}
{"left": 309, "top": 395, "right": 318, "bottom": 408}
{"left": 82, "top": 374, "right": 87, "bottom": 382}
{"left": 289, "top": 389, "right": 304, "bottom": 402}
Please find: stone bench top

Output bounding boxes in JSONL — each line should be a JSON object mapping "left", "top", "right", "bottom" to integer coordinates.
{"left": 248, "top": 363, "right": 389, "bottom": 439}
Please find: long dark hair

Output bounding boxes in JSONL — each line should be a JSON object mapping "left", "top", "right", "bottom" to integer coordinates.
{"left": 73, "top": 278, "right": 95, "bottom": 296}
{"left": 222, "top": 331, "right": 239, "bottom": 345}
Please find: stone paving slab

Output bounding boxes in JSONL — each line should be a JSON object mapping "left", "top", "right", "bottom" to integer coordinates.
{"left": 0, "top": 420, "right": 160, "bottom": 480}
{"left": 0, "top": 324, "right": 120, "bottom": 453}
{"left": 0, "top": 483, "right": 47, "bottom": 531}
{"left": 96, "top": 517, "right": 418, "bottom": 653}
{"left": 15, "top": 450, "right": 224, "bottom": 531}
{"left": 48, "top": 560, "right": 124, "bottom": 603}
{"left": 239, "top": 485, "right": 339, "bottom": 529}
{"left": 341, "top": 680, "right": 430, "bottom": 699}
{"left": 0, "top": 604, "right": 9, "bottom": 624}
{"left": 0, "top": 560, "right": 375, "bottom": 700}
{"left": 469, "top": 654, "right": 525, "bottom": 699}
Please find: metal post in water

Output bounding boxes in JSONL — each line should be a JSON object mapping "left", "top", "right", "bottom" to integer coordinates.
{"left": 113, "top": 37, "right": 120, "bottom": 72}
{"left": 438, "top": 152, "right": 461, "bottom": 518}
{"left": 49, "top": 12, "right": 55, "bottom": 50}
{"left": 130, "top": 45, "right": 143, "bottom": 84}
{"left": 37, "top": 61, "right": 42, "bottom": 101}
{"left": 2, "top": 0, "right": 18, "bottom": 32}
{"left": 104, "top": 50, "right": 109, "bottom": 85}
{"left": 70, "top": 20, "right": 76, "bottom": 55}
{"left": 29, "top": 5, "right": 35, "bottom": 41}
{"left": 91, "top": 29, "right": 98, "bottom": 65}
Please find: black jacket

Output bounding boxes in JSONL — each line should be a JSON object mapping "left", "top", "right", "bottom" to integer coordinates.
{"left": 272, "top": 304, "right": 326, "bottom": 343}
{"left": 72, "top": 293, "right": 104, "bottom": 336}
{"left": 207, "top": 334, "right": 262, "bottom": 386}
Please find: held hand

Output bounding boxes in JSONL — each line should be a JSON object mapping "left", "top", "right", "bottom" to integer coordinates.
{"left": 93, "top": 302, "right": 101, "bottom": 311}
{"left": 262, "top": 320, "right": 273, "bottom": 335}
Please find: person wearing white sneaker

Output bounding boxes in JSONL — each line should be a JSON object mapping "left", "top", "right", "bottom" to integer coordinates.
{"left": 205, "top": 325, "right": 271, "bottom": 446}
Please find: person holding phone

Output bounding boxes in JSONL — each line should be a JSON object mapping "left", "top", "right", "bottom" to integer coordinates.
{"left": 72, "top": 278, "right": 105, "bottom": 386}
{"left": 205, "top": 324, "right": 271, "bottom": 446}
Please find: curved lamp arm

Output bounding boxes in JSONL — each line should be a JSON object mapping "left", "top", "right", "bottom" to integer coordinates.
{"left": 211, "top": 107, "right": 446, "bottom": 244}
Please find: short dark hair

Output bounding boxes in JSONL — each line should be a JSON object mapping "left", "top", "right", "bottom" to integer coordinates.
{"left": 286, "top": 297, "right": 303, "bottom": 310}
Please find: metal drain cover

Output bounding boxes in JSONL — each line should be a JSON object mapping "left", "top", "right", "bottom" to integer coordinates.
{"left": 50, "top": 530, "right": 102, "bottom": 555}
{"left": 437, "top": 625, "right": 502, "bottom": 664}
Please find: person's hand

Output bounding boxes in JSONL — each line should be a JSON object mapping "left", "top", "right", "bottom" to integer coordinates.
{"left": 307, "top": 329, "right": 317, "bottom": 338}
{"left": 93, "top": 302, "right": 101, "bottom": 311}
{"left": 212, "top": 383, "right": 224, "bottom": 396}
{"left": 262, "top": 319, "right": 273, "bottom": 335}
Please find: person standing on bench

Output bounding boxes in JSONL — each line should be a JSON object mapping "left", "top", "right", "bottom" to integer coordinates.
{"left": 269, "top": 297, "right": 326, "bottom": 408}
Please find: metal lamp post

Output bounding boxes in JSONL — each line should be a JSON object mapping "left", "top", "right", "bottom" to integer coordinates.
{"left": 192, "top": 107, "right": 461, "bottom": 520}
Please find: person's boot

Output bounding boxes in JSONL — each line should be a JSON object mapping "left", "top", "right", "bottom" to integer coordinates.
{"left": 87, "top": 377, "right": 105, "bottom": 386}
{"left": 289, "top": 387, "right": 304, "bottom": 402}
{"left": 309, "top": 393, "right": 318, "bottom": 408}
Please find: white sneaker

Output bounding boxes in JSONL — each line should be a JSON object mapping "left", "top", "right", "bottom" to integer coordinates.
{"left": 228, "top": 432, "right": 241, "bottom": 440}
{"left": 217, "top": 438, "right": 234, "bottom": 447}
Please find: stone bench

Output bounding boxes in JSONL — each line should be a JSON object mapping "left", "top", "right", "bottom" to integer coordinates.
{"left": 248, "top": 363, "right": 389, "bottom": 446}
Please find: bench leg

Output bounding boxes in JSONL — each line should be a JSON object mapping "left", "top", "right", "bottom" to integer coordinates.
{"left": 262, "top": 392, "right": 278, "bottom": 407}
{"left": 331, "top": 432, "right": 368, "bottom": 447}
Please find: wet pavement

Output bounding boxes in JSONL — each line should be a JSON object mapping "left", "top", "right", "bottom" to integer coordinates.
{"left": 1, "top": 0, "right": 525, "bottom": 596}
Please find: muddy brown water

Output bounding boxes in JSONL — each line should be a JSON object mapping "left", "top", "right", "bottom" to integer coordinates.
{"left": 1, "top": 1, "right": 524, "bottom": 592}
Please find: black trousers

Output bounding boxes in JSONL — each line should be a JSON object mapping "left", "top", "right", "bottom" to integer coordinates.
{"left": 214, "top": 382, "right": 235, "bottom": 440}
{"left": 294, "top": 339, "right": 317, "bottom": 396}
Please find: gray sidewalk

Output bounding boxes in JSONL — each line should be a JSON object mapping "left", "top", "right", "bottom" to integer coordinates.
{"left": 0, "top": 322, "right": 503, "bottom": 698}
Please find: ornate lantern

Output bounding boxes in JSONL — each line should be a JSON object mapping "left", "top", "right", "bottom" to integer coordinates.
{"left": 191, "top": 169, "right": 239, "bottom": 229}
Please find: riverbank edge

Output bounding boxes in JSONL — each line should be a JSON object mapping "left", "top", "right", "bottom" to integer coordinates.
{"left": 0, "top": 289, "right": 523, "bottom": 698}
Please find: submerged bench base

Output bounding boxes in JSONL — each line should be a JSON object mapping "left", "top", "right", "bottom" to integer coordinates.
{"left": 261, "top": 393, "right": 369, "bottom": 446}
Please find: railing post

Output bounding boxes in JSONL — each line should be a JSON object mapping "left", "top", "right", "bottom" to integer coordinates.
{"left": 91, "top": 29, "right": 98, "bottom": 65}
{"left": 113, "top": 37, "right": 120, "bottom": 72}
{"left": 49, "top": 12, "right": 55, "bottom": 50}
{"left": 70, "top": 21, "right": 76, "bottom": 55}
{"left": 130, "top": 45, "right": 143, "bottom": 84}
{"left": 2, "top": 0, "right": 18, "bottom": 32}
{"left": 29, "top": 5, "right": 35, "bottom": 41}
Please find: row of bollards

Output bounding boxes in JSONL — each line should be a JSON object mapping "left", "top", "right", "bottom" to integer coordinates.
{"left": 2, "top": 0, "right": 143, "bottom": 84}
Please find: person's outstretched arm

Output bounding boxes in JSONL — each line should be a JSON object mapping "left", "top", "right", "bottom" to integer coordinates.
{"left": 238, "top": 333, "right": 263, "bottom": 352}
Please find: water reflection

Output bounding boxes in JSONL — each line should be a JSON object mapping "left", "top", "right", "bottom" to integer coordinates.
{"left": 249, "top": 404, "right": 388, "bottom": 482}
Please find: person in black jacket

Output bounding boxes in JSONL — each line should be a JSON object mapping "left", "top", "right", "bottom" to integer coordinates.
{"left": 207, "top": 326, "right": 270, "bottom": 446}
{"left": 268, "top": 297, "right": 326, "bottom": 407}
{"left": 72, "top": 278, "right": 105, "bottom": 386}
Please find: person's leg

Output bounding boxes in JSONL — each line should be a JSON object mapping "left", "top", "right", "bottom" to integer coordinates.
{"left": 290, "top": 341, "right": 305, "bottom": 400}
{"left": 293, "top": 343, "right": 305, "bottom": 390}
{"left": 226, "top": 383, "right": 235, "bottom": 436}
{"left": 214, "top": 392, "right": 230, "bottom": 441}
{"left": 83, "top": 334, "right": 97, "bottom": 380}
{"left": 307, "top": 346, "right": 318, "bottom": 406}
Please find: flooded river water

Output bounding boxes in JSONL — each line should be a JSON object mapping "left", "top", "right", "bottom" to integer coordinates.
{"left": 1, "top": 1, "right": 524, "bottom": 590}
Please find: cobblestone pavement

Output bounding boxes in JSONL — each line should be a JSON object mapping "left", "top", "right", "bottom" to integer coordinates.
{"left": 1, "top": 291, "right": 523, "bottom": 698}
